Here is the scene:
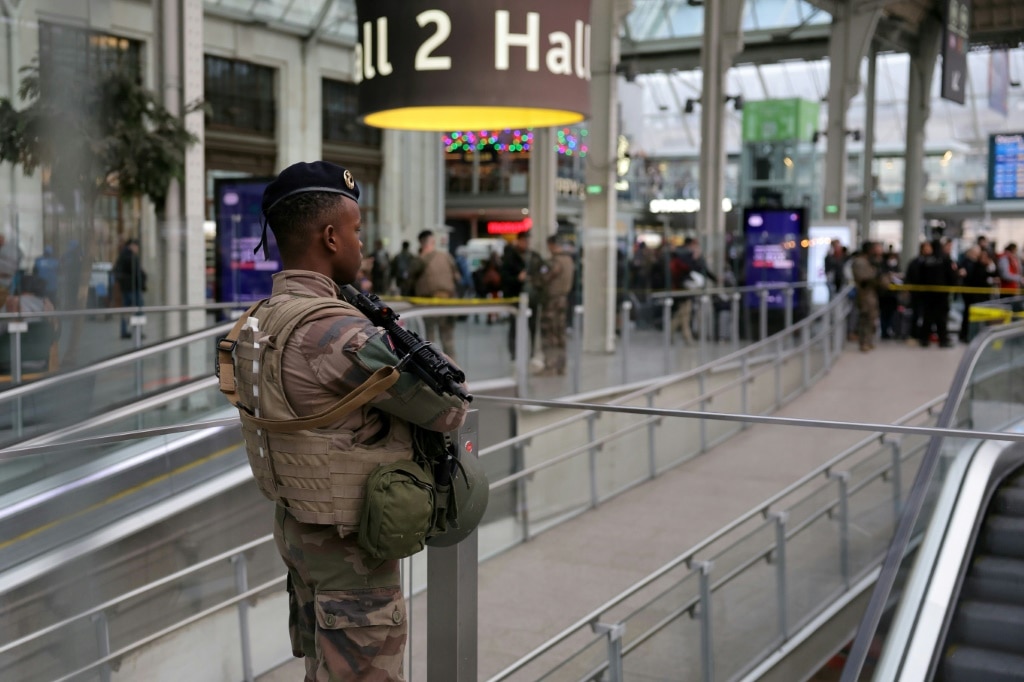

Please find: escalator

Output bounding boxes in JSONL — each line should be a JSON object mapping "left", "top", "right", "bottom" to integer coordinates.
{"left": 938, "top": 466, "right": 1024, "bottom": 681}
{"left": 841, "top": 321, "right": 1024, "bottom": 682}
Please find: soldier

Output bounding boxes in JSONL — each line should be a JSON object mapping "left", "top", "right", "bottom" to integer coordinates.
{"left": 222, "top": 161, "right": 468, "bottom": 681}
{"left": 850, "top": 241, "right": 886, "bottom": 352}
{"left": 408, "top": 229, "right": 462, "bottom": 357}
{"left": 537, "top": 236, "right": 575, "bottom": 375}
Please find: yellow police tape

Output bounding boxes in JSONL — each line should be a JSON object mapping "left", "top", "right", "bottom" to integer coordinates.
{"left": 888, "top": 283, "right": 1022, "bottom": 295}
{"left": 385, "top": 295, "right": 521, "bottom": 306}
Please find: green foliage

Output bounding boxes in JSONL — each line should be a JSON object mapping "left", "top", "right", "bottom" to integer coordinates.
{"left": 0, "top": 59, "right": 199, "bottom": 210}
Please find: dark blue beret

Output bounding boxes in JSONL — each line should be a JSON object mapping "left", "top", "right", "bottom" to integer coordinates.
{"left": 261, "top": 161, "right": 360, "bottom": 217}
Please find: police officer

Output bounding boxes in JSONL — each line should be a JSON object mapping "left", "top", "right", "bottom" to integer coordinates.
{"left": 224, "top": 161, "right": 468, "bottom": 681}
{"left": 537, "top": 235, "right": 575, "bottom": 375}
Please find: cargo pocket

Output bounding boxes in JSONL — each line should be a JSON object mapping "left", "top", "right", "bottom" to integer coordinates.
{"left": 314, "top": 586, "right": 407, "bottom": 681}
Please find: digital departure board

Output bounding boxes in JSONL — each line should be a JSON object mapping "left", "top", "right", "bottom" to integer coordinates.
{"left": 989, "top": 133, "right": 1024, "bottom": 200}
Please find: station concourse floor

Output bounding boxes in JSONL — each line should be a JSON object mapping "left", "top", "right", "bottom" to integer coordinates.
{"left": 256, "top": 334, "right": 963, "bottom": 682}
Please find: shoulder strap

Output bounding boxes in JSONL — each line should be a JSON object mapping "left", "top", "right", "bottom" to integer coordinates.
{"left": 217, "top": 300, "right": 267, "bottom": 402}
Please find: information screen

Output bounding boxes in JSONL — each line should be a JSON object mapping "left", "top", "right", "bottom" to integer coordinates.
{"left": 214, "top": 178, "right": 280, "bottom": 303}
{"left": 743, "top": 208, "right": 806, "bottom": 308}
{"left": 988, "top": 133, "right": 1024, "bottom": 200}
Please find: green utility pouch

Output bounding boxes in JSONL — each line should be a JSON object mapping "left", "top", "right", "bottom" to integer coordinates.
{"left": 358, "top": 459, "right": 437, "bottom": 560}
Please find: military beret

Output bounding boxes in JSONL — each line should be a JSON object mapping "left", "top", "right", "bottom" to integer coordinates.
{"left": 261, "top": 161, "right": 360, "bottom": 217}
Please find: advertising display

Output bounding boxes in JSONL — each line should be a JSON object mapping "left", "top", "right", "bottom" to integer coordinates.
{"left": 743, "top": 207, "right": 806, "bottom": 308}
{"left": 941, "top": 0, "right": 970, "bottom": 104}
{"left": 988, "top": 133, "right": 1024, "bottom": 200}
{"left": 214, "top": 178, "right": 280, "bottom": 304}
{"left": 355, "top": 0, "right": 591, "bottom": 130}
{"left": 808, "top": 225, "right": 853, "bottom": 306}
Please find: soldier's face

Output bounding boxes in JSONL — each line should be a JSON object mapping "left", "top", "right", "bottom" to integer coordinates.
{"left": 326, "top": 199, "right": 363, "bottom": 285}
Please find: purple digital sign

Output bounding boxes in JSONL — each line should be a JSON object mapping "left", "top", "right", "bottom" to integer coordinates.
{"left": 215, "top": 178, "right": 281, "bottom": 303}
{"left": 743, "top": 207, "right": 806, "bottom": 308}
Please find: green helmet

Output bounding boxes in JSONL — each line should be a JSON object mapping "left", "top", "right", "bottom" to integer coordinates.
{"left": 426, "top": 452, "right": 489, "bottom": 547}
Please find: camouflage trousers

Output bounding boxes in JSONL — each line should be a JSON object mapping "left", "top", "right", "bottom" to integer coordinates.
{"left": 540, "top": 296, "right": 569, "bottom": 372}
{"left": 274, "top": 506, "right": 407, "bottom": 682}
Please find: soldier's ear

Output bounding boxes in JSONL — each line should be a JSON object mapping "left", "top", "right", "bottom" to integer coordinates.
{"left": 321, "top": 224, "right": 338, "bottom": 253}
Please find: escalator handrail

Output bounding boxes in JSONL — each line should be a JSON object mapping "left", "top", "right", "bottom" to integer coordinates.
{"left": 840, "top": 320, "right": 1024, "bottom": 681}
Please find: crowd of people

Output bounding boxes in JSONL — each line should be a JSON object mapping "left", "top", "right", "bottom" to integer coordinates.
{"left": 834, "top": 235, "right": 1015, "bottom": 352}
{"left": 355, "top": 230, "right": 577, "bottom": 374}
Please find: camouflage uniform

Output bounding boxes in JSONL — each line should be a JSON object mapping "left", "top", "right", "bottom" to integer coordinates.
{"left": 539, "top": 252, "right": 575, "bottom": 374}
{"left": 238, "top": 271, "right": 467, "bottom": 681}
{"left": 851, "top": 254, "right": 882, "bottom": 351}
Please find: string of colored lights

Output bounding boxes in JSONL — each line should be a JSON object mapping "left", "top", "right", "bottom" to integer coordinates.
{"left": 442, "top": 127, "right": 588, "bottom": 157}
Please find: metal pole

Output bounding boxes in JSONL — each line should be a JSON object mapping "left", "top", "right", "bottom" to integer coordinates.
{"left": 516, "top": 294, "right": 530, "bottom": 396}
{"left": 513, "top": 442, "right": 530, "bottom": 541}
{"left": 801, "top": 327, "right": 810, "bottom": 389}
{"left": 784, "top": 287, "right": 794, "bottom": 334}
{"left": 699, "top": 295, "right": 710, "bottom": 365}
{"left": 774, "top": 337, "right": 783, "bottom": 408}
{"left": 91, "top": 611, "right": 112, "bottom": 682}
{"left": 698, "top": 372, "right": 708, "bottom": 453}
{"left": 759, "top": 287, "right": 768, "bottom": 341}
{"left": 647, "top": 392, "right": 658, "bottom": 479}
{"left": 730, "top": 293, "right": 740, "bottom": 349}
{"left": 592, "top": 622, "right": 626, "bottom": 682}
{"left": 587, "top": 412, "right": 600, "bottom": 507}
{"left": 740, "top": 354, "right": 750, "bottom": 428}
{"left": 823, "top": 305, "right": 832, "bottom": 369}
{"left": 621, "top": 300, "right": 632, "bottom": 383}
{"left": 232, "top": 553, "right": 254, "bottom": 682}
{"left": 662, "top": 297, "right": 673, "bottom": 374}
{"left": 572, "top": 304, "right": 584, "bottom": 394}
{"left": 8, "top": 322, "right": 26, "bottom": 438}
{"left": 698, "top": 561, "right": 715, "bottom": 682}
{"left": 428, "top": 410, "right": 479, "bottom": 682}
{"left": 831, "top": 471, "right": 852, "bottom": 589}
{"left": 771, "top": 512, "right": 790, "bottom": 642}
{"left": 888, "top": 438, "right": 903, "bottom": 520}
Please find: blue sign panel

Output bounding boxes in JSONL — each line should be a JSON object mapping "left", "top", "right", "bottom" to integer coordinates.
{"left": 215, "top": 178, "right": 280, "bottom": 303}
{"left": 743, "top": 207, "right": 806, "bottom": 308}
{"left": 989, "top": 133, "right": 1024, "bottom": 200}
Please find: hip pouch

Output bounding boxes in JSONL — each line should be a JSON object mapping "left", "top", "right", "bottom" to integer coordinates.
{"left": 358, "top": 459, "right": 437, "bottom": 560}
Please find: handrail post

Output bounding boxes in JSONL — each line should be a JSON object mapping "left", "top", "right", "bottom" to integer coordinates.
{"left": 774, "top": 336, "right": 783, "bottom": 408}
{"left": 731, "top": 293, "right": 740, "bottom": 349}
{"left": 698, "top": 371, "right": 708, "bottom": 453}
{"left": 740, "top": 354, "right": 750, "bottom": 429}
{"left": 8, "top": 322, "right": 26, "bottom": 438}
{"left": 516, "top": 294, "right": 530, "bottom": 396}
{"left": 647, "top": 392, "right": 658, "bottom": 479}
{"left": 801, "top": 326, "right": 810, "bottom": 390}
{"left": 887, "top": 437, "right": 903, "bottom": 519}
{"left": 662, "top": 297, "right": 673, "bottom": 374}
{"left": 91, "top": 611, "right": 112, "bottom": 682}
{"left": 592, "top": 622, "right": 626, "bottom": 682}
{"left": 513, "top": 441, "right": 530, "bottom": 541}
{"left": 587, "top": 412, "right": 600, "bottom": 508}
{"left": 759, "top": 287, "right": 768, "bottom": 341}
{"left": 823, "top": 304, "right": 832, "bottom": 369}
{"left": 621, "top": 300, "right": 632, "bottom": 384}
{"left": 572, "top": 304, "right": 584, "bottom": 394}
{"left": 770, "top": 511, "right": 790, "bottom": 642}
{"left": 231, "top": 553, "right": 254, "bottom": 682}
{"left": 428, "top": 410, "right": 479, "bottom": 682}
{"left": 784, "top": 287, "right": 794, "bottom": 334}
{"left": 830, "top": 471, "right": 852, "bottom": 589}
{"left": 699, "top": 295, "right": 711, "bottom": 365}
{"left": 698, "top": 561, "right": 715, "bottom": 682}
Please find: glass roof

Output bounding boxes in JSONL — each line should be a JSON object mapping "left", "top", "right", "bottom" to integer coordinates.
{"left": 628, "top": 47, "right": 1024, "bottom": 157}
{"left": 203, "top": 0, "right": 357, "bottom": 43}
{"left": 624, "top": 0, "right": 830, "bottom": 41}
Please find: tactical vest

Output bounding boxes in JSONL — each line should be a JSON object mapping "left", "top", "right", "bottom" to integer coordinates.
{"left": 217, "top": 295, "right": 407, "bottom": 536}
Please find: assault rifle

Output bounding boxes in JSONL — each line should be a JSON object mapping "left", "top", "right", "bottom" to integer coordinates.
{"left": 340, "top": 284, "right": 473, "bottom": 403}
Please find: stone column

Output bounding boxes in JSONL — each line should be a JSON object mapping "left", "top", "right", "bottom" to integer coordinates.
{"left": 902, "top": 17, "right": 942, "bottom": 256}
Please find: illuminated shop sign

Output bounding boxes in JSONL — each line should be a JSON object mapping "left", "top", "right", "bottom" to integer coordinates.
{"left": 487, "top": 217, "right": 533, "bottom": 234}
{"left": 648, "top": 198, "right": 734, "bottom": 214}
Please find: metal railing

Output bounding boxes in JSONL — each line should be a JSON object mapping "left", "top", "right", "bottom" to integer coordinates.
{"left": 0, "top": 280, "right": 862, "bottom": 682}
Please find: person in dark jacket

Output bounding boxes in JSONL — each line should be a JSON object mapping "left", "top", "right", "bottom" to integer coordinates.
{"left": 113, "top": 238, "right": 147, "bottom": 339}
{"left": 500, "top": 231, "right": 542, "bottom": 356}
{"left": 916, "top": 239, "right": 958, "bottom": 347}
